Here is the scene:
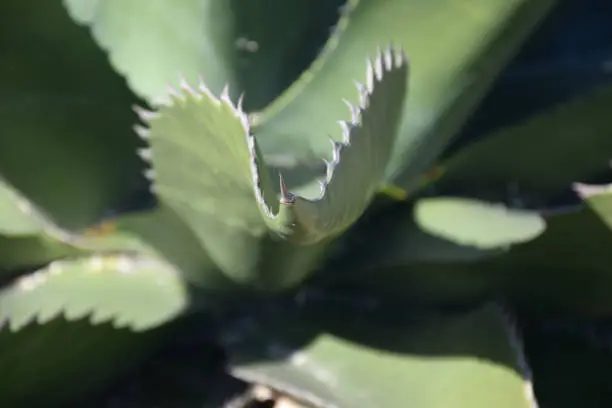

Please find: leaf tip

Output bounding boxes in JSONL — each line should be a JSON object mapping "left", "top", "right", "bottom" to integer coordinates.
{"left": 279, "top": 173, "right": 296, "bottom": 206}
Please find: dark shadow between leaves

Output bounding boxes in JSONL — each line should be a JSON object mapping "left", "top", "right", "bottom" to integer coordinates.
{"left": 314, "top": 201, "right": 510, "bottom": 306}
{"left": 0, "top": 315, "right": 170, "bottom": 408}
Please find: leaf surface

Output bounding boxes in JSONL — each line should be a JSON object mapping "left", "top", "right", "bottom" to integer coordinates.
{"left": 0, "top": 177, "right": 83, "bottom": 270}
{"left": 137, "top": 48, "right": 407, "bottom": 288}
{"left": 0, "top": 254, "right": 188, "bottom": 331}
{"left": 253, "top": 0, "right": 555, "bottom": 190}
{"left": 62, "top": 0, "right": 335, "bottom": 109}
{"left": 75, "top": 205, "right": 235, "bottom": 291}
{"left": 440, "top": 84, "right": 612, "bottom": 196}
{"left": 414, "top": 197, "right": 546, "bottom": 249}
{"left": 224, "top": 302, "right": 537, "bottom": 408}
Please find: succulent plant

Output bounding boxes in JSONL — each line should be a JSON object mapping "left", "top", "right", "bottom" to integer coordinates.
{"left": 2, "top": 1, "right": 612, "bottom": 407}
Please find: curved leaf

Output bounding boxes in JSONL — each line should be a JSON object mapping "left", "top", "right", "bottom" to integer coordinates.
{"left": 62, "top": 0, "right": 336, "bottom": 110}
{"left": 224, "top": 302, "right": 537, "bottom": 408}
{"left": 414, "top": 197, "right": 546, "bottom": 249}
{"left": 0, "top": 1, "right": 143, "bottom": 229}
{"left": 440, "top": 84, "right": 612, "bottom": 196}
{"left": 75, "top": 205, "right": 236, "bottom": 291}
{"left": 136, "top": 47, "right": 407, "bottom": 288}
{"left": 253, "top": 0, "right": 555, "bottom": 190}
{"left": 0, "top": 254, "right": 189, "bottom": 331}
{"left": 0, "top": 176, "right": 83, "bottom": 270}
{"left": 0, "top": 175, "right": 50, "bottom": 236}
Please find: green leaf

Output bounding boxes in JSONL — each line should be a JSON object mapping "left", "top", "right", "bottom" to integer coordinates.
{"left": 0, "top": 254, "right": 188, "bottom": 331}
{"left": 136, "top": 47, "right": 407, "bottom": 288}
{"left": 439, "top": 84, "right": 612, "bottom": 196}
{"left": 224, "top": 302, "right": 537, "bottom": 408}
{"left": 414, "top": 197, "right": 546, "bottom": 249}
{"left": 75, "top": 205, "right": 236, "bottom": 291}
{"left": 0, "top": 175, "right": 50, "bottom": 236}
{"left": 62, "top": 0, "right": 334, "bottom": 110}
{"left": 0, "top": 1, "right": 143, "bottom": 229}
{"left": 0, "top": 176, "right": 83, "bottom": 270}
{"left": 253, "top": 0, "right": 555, "bottom": 190}
{"left": 573, "top": 181, "right": 612, "bottom": 231}
{"left": 0, "top": 317, "right": 167, "bottom": 407}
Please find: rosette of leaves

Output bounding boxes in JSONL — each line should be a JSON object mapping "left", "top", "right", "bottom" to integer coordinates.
{"left": 3, "top": 0, "right": 612, "bottom": 407}
{"left": 0, "top": 39, "right": 543, "bottom": 406}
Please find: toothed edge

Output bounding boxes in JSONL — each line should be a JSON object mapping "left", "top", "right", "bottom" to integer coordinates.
{"left": 143, "top": 168, "right": 156, "bottom": 181}
{"left": 133, "top": 124, "right": 150, "bottom": 140}
{"left": 129, "top": 47, "right": 408, "bottom": 225}
{"left": 178, "top": 74, "right": 198, "bottom": 96}
{"left": 132, "top": 105, "right": 158, "bottom": 191}
{"left": 132, "top": 76, "right": 282, "bottom": 219}
{"left": 0, "top": 254, "right": 184, "bottom": 332}
{"left": 497, "top": 304, "right": 539, "bottom": 408}
{"left": 353, "top": 81, "right": 369, "bottom": 106}
{"left": 136, "top": 147, "right": 152, "bottom": 161}
{"left": 306, "top": 46, "right": 408, "bottom": 203}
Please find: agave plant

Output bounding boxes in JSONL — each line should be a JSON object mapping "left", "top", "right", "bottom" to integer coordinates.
{"left": 2, "top": 1, "right": 612, "bottom": 407}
